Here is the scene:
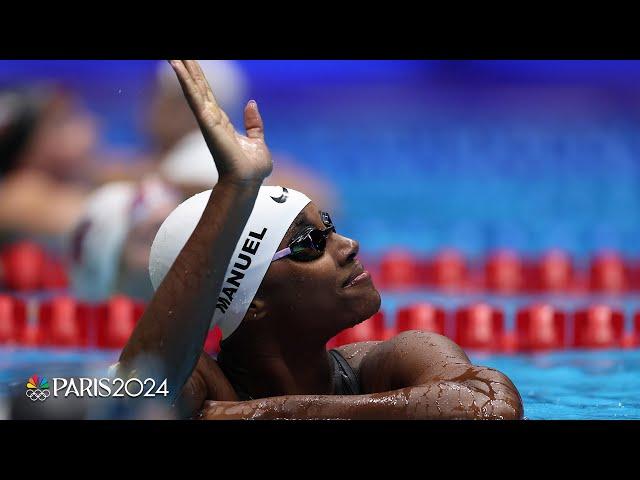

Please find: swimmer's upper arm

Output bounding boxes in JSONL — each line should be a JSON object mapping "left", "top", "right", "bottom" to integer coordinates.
{"left": 357, "top": 331, "right": 466, "bottom": 392}
{"left": 335, "top": 334, "right": 470, "bottom": 391}
{"left": 174, "top": 352, "right": 238, "bottom": 419}
{"left": 359, "top": 330, "right": 523, "bottom": 418}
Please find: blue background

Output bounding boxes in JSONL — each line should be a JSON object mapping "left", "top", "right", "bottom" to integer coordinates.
{"left": 4, "top": 60, "right": 640, "bottom": 260}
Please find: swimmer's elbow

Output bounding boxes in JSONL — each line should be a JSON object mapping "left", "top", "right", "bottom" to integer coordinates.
{"left": 505, "top": 391, "right": 524, "bottom": 419}
{"left": 487, "top": 396, "right": 523, "bottom": 420}
{"left": 498, "top": 400, "right": 524, "bottom": 420}
{"left": 476, "top": 368, "right": 524, "bottom": 420}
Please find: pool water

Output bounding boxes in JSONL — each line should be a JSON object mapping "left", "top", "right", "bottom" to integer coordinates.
{"left": 474, "top": 349, "right": 640, "bottom": 419}
{"left": 1, "top": 346, "right": 639, "bottom": 419}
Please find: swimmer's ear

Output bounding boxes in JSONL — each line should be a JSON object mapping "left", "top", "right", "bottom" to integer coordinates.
{"left": 245, "top": 297, "right": 267, "bottom": 323}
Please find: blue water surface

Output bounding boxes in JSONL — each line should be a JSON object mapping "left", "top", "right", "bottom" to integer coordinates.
{"left": 474, "top": 349, "right": 640, "bottom": 420}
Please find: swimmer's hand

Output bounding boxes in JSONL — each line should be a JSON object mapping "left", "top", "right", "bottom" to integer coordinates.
{"left": 169, "top": 60, "right": 272, "bottom": 184}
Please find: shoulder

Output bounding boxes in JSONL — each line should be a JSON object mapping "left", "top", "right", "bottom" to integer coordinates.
{"left": 334, "top": 341, "right": 381, "bottom": 374}
{"left": 334, "top": 330, "right": 466, "bottom": 373}
{"left": 333, "top": 331, "right": 472, "bottom": 393}
{"left": 371, "top": 330, "right": 470, "bottom": 363}
{"left": 357, "top": 330, "right": 471, "bottom": 393}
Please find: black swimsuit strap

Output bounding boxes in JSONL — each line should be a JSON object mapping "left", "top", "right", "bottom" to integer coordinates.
{"left": 216, "top": 350, "right": 253, "bottom": 401}
{"left": 328, "top": 349, "right": 361, "bottom": 395}
{"left": 218, "top": 349, "right": 361, "bottom": 399}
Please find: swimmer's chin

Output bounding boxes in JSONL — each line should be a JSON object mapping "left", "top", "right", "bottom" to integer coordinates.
{"left": 347, "top": 288, "right": 382, "bottom": 328}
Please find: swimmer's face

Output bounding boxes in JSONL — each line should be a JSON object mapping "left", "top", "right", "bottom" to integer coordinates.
{"left": 256, "top": 203, "right": 381, "bottom": 341}
{"left": 26, "top": 93, "right": 97, "bottom": 179}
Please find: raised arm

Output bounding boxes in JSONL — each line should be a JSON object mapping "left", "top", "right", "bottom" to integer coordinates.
{"left": 198, "top": 332, "right": 523, "bottom": 420}
{"left": 117, "top": 60, "right": 272, "bottom": 404}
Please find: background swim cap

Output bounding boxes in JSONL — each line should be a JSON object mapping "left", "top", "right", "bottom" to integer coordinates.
{"left": 149, "top": 186, "right": 311, "bottom": 339}
{"left": 160, "top": 130, "right": 219, "bottom": 188}
{"left": 70, "top": 177, "right": 180, "bottom": 301}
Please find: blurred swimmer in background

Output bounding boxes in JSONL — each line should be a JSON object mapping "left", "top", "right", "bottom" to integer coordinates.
{"left": 67, "top": 61, "right": 338, "bottom": 302}
{"left": 115, "top": 60, "right": 523, "bottom": 420}
{"left": 100, "top": 60, "right": 339, "bottom": 210}
{"left": 0, "top": 87, "right": 97, "bottom": 246}
{"left": 69, "top": 176, "right": 180, "bottom": 302}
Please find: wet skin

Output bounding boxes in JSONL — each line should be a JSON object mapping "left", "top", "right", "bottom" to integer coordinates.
{"left": 196, "top": 334, "right": 523, "bottom": 420}
{"left": 175, "top": 204, "right": 524, "bottom": 420}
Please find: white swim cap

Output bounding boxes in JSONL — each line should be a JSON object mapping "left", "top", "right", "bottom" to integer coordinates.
{"left": 149, "top": 186, "right": 311, "bottom": 339}
{"left": 70, "top": 177, "right": 180, "bottom": 301}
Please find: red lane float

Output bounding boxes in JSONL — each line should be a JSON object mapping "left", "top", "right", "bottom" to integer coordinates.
{"left": 627, "top": 312, "right": 640, "bottom": 348}
{"left": 21, "top": 325, "right": 41, "bottom": 347}
{"left": 484, "top": 250, "right": 523, "bottom": 294}
{"left": 325, "top": 336, "right": 339, "bottom": 350}
{"left": 422, "top": 249, "right": 467, "bottom": 291}
{"left": 622, "top": 330, "right": 637, "bottom": 349}
{"left": 379, "top": 250, "right": 418, "bottom": 290}
{"left": 0, "top": 295, "right": 27, "bottom": 344}
{"left": 39, "top": 296, "right": 91, "bottom": 347}
{"left": 204, "top": 326, "right": 223, "bottom": 354}
{"left": 0, "top": 242, "right": 70, "bottom": 291}
{"left": 454, "top": 303, "right": 504, "bottom": 350}
{"left": 95, "top": 296, "right": 144, "bottom": 349}
{"left": 573, "top": 305, "right": 624, "bottom": 348}
{"left": 41, "top": 256, "right": 70, "bottom": 290}
{"left": 0, "top": 242, "right": 46, "bottom": 291}
{"left": 395, "top": 303, "right": 445, "bottom": 335}
{"left": 515, "top": 304, "right": 566, "bottom": 351}
{"left": 526, "top": 250, "right": 574, "bottom": 293}
{"left": 331, "top": 311, "right": 386, "bottom": 347}
{"left": 589, "top": 251, "right": 629, "bottom": 293}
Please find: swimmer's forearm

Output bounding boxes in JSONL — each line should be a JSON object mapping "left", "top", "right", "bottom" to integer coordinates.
{"left": 198, "top": 382, "right": 522, "bottom": 420}
{"left": 119, "top": 177, "right": 262, "bottom": 401}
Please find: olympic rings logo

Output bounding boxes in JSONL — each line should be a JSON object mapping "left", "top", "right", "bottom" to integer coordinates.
{"left": 21, "top": 376, "right": 170, "bottom": 401}
{"left": 25, "top": 388, "right": 51, "bottom": 402}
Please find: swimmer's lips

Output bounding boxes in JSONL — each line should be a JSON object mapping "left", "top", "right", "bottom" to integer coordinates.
{"left": 342, "top": 262, "right": 371, "bottom": 289}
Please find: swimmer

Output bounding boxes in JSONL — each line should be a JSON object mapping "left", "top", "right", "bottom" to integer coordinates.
{"left": 0, "top": 87, "right": 97, "bottom": 245}
{"left": 116, "top": 60, "right": 523, "bottom": 420}
{"left": 69, "top": 176, "right": 180, "bottom": 302}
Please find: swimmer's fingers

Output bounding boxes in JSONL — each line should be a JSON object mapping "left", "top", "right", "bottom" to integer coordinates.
{"left": 170, "top": 60, "right": 271, "bottom": 181}
{"left": 183, "top": 60, "right": 235, "bottom": 134}
{"left": 170, "top": 60, "right": 204, "bottom": 110}
{"left": 170, "top": 60, "right": 222, "bottom": 127}
{"left": 244, "top": 100, "right": 264, "bottom": 140}
{"left": 170, "top": 60, "right": 222, "bottom": 126}
{"left": 184, "top": 60, "right": 218, "bottom": 106}
{"left": 171, "top": 61, "right": 233, "bottom": 149}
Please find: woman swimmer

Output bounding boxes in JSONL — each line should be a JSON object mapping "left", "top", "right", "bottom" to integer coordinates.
{"left": 116, "top": 60, "right": 523, "bottom": 420}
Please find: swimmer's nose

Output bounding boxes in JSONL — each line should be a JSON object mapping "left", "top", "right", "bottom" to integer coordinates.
{"left": 335, "top": 234, "right": 359, "bottom": 267}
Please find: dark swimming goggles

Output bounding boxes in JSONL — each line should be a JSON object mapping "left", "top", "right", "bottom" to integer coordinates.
{"left": 272, "top": 211, "right": 336, "bottom": 262}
